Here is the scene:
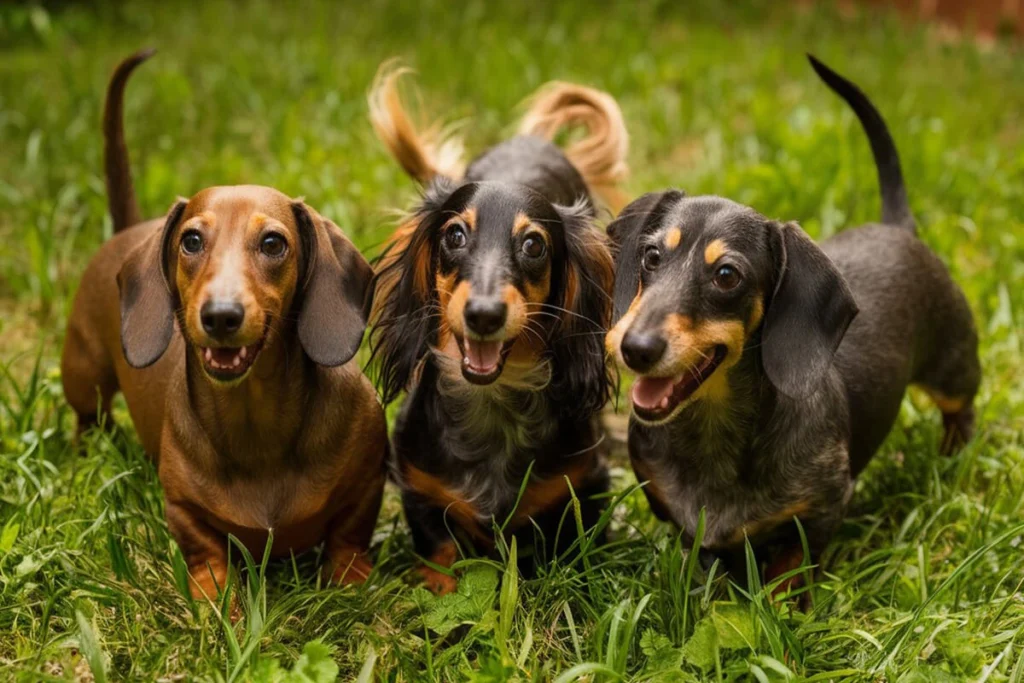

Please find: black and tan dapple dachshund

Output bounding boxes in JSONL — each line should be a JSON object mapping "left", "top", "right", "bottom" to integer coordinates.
{"left": 605, "top": 55, "right": 980, "bottom": 594}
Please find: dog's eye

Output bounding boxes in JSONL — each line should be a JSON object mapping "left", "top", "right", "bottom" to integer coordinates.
{"left": 713, "top": 264, "right": 741, "bottom": 290}
{"left": 260, "top": 233, "right": 288, "bottom": 258}
{"left": 181, "top": 230, "right": 204, "bottom": 255}
{"left": 521, "top": 235, "right": 545, "bottom": 259}
{"left": 642, "top": 246, "right": 661, "bottom": 273}
{"left": 444, "top": 224, "right": 467, "bottom": 250}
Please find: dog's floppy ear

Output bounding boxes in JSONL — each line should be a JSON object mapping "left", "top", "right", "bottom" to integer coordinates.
{"left": 369, "top": 176, "right": 458, "bottom": 403}
{"left": 762, "top": 221, "right": 858, "bottom": 399}
{"left": 118, "top": 200, "right": 186, "bottom": 368}
{"left": 606, "top": 190, "right": 684, "bottom": 322}
{"left": 549, "top": 200, "right": 614, "bottom": 419}
{"left": 293, "top": 203, "right": 374, "bottom": 367}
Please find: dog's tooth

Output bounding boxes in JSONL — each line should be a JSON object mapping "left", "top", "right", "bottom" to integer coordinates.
{"left": 660, "top": 397, "right": 669, "bottom": 409}
{"left": 233, "top": 355, "right": 241, "bottom": 368}
{"left": 205, "top": 348, "right": 212, "bottom": 362}
{"left": 240, "top": 346, "right": 247, "bottom": 359}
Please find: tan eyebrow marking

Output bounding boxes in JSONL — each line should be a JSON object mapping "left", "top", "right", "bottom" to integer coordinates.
{"left": 512, "top": 212, "right": 534, "bottom": 235}
{"left": 704, "top": 239, "right": 727, "bottom": 265}
{"left": 249, "top": 212, "right": 268, "bottom": 230}
{"left": 461, "top": 207, "right": 477, "bottom": 231}
{"left": 184, "top": 211, "right": 217, "bottom": 230}
{"left": 664, "top": 227, "right": 682, "bottom": 250}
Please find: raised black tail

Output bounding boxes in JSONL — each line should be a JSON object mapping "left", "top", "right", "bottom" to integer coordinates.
{"left": 104, "top": 48, "right": 155, "bottom": 232}
{"left": 808, "top": 55, "right": 915, "bottom": 232}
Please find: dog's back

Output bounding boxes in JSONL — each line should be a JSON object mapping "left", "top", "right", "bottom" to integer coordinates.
{"left": 463, "top": 136, "right": 590, "bottom": 208}
{"left": 810, "top": 56, "right": 980, "bottom": 470}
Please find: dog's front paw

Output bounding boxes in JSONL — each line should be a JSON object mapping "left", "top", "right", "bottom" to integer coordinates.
{"left": 417, "top": 565, "right": 458, "bottom": 595}
{"left": 323, "top": 549, "right": 373, "bottom": 586}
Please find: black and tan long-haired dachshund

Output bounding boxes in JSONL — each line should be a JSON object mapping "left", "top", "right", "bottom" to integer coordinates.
{"left": 367, "top": 65, "right": 628, "bottom": 593}
{"left": 605, "top": 56, "right": 980, "bottom": 595}
{"left": 62, "top": 50, "right": 387, "bottom": 605}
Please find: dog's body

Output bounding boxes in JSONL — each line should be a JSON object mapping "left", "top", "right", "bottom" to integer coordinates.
{"left": 61, "top": 51, "right": 387, "bottom": 599}
{"left": 368, "top": 68, "right": 626, "bottom": 592}
{"left": 606, "top": 57, "right": 979, "bottom": 589}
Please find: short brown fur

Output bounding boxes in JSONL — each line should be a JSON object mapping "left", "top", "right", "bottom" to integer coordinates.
{"left": 62, "top": 54, "right": 386, "bottom": 603}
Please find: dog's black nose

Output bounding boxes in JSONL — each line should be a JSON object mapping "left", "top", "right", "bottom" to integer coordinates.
{"left": 200, "top": 301, "right": 245, "bottom": 339}
{"left": 464, "top": 298, "right": 507, "bottom": 336}
{"left": 621, "top": 330, "right": 667, "bottom": 373}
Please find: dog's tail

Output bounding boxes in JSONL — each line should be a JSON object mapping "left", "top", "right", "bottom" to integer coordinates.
{"left": 367, "top": 63, "right": 465, "bottom": 185}
{"left": 104, "top": 48, "right": 155, "bottom": 233}
{"left": 809, "top": 55, "right": 915, "bottom": 232}
{"left": 518, "top": 82, "right": 630, "bottom": 213}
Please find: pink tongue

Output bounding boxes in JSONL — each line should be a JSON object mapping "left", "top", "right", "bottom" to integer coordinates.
{"left": 210, "top": 348, "right": 240, "bottom": 364}
{"left": 465, "top": 339, "right": 502, "bottom": 371}
{"left": 631, "top": 376, "right": 677, "bottom": 410}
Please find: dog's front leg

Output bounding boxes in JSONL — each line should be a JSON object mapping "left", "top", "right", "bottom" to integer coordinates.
{"left": 403, "top": 492, "right": 464, "bottom": 595}
{"left": 765, "top": 510, "right": 842, "bottom": 607}
{"left": 165, "top": 500, "right": 231, "bottom": 602}
{"left": 320, "top": 473, "right": 384, "bottom": 587}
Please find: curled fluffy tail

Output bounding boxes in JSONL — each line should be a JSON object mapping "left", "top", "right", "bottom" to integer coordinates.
{"left": 518, "top": 82, "right": 630, "bottom": 212}
{"left": 367, "top": 63, "right": 465, "bottom": 185}
{"left": 104, "top": 48, "right": 154, "bottom": 233}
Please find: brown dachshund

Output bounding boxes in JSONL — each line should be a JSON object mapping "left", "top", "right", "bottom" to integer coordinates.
{"left": 61, "top": 50, "right": 387, "bottom": 601}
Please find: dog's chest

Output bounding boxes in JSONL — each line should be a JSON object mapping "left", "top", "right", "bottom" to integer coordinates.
{"left": 443, "top": 460, "right": 523, "bottom": 520}
{"left": 638, "top": 455, "right": 756, "bottom": 548}
{"left": 201, "top": 465, "right": 339, "bottom": 533}
{"left": 425, "top": 382, "right": 558, "bottom": 519}
{"left": 634, "top": 425, "right": 851, "bottom": 550}
{"left": 442, "top": 382, "right": 553, "bottom": 454}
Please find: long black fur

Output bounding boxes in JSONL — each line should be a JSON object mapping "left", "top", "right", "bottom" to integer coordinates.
{"left": 369, "top": 136, "right": 614, "bottom": 577}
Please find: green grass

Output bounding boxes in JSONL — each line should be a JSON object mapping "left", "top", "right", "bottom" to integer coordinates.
{"left": 2, "top": 0, "right": 1023, "bottom": 680}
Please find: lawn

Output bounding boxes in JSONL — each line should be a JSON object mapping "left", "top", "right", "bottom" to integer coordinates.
{"left": 1, "top": 0, "right": 1023, "bottom": 680}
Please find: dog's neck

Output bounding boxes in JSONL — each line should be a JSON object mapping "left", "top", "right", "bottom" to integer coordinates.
{"left": 420, "top": 349, "right": 564, "bottom": 516}
{"left": 661, "top": 349, "right": 767, "bottom": 481}
{"left": 430, "top": 345, "right": 557, "bottom": 463}
{"left": 184, "top": 325, "right": 316, "bottom": 475}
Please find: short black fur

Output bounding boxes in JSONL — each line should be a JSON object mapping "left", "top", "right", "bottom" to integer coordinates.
{"left": 607, "top": 57, "right": 980, "bottom": 594}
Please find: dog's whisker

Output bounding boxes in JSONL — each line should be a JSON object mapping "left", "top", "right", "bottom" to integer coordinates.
{"left": 531, "top": 304, "right": 603, "bottom": 328}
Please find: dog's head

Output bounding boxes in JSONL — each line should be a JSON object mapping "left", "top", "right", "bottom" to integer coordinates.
{"left": 117, "top": 185, "right": 373, "bottom": 384}
{"left": 371, "top": 180, "right": 613, "bottom": 417}
{"left": 606, "top": 192, "right": 857, "bottom": 424}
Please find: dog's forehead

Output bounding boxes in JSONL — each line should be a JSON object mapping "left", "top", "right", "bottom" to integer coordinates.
{"left": 471, "top": 183, "right": 559, "bottom": 241}
{"left": 187, "top": 185, "right": 296, "bottom": 229}
{"left": 652, "top": 196, "right": 763, "bottom": 250}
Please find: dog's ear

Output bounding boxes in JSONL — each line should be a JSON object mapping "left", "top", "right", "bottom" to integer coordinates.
{"left": 606, "top": 190, "right": 684, "bottom": 322}
{"left": 293, "top": 203, "right": 374, "bottom": 367}
{"left": 118, "top": 200, "right": 186, "bottom": 368}
{"left": 762, "top": 221, "right": 858, "bottom": 398}
{"left": 369, "top": 176, "right": 457, "bottom": 403}
{"left": 549, "top": 200, "right": 614, "bottom": 419}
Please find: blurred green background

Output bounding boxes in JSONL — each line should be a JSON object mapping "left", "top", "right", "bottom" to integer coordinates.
{"left": 1, "top": 1, "right": 1022, "bottom": 681}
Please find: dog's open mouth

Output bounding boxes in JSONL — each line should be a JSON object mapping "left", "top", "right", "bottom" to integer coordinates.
{"left": 631, "top": 345, "right": 728, "bottom": 422}
{"left": 200, "top": 335, "right": 266, "bottom": 382}
{"left": 460, "top": 337, "right": 516, "bottom": 385}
